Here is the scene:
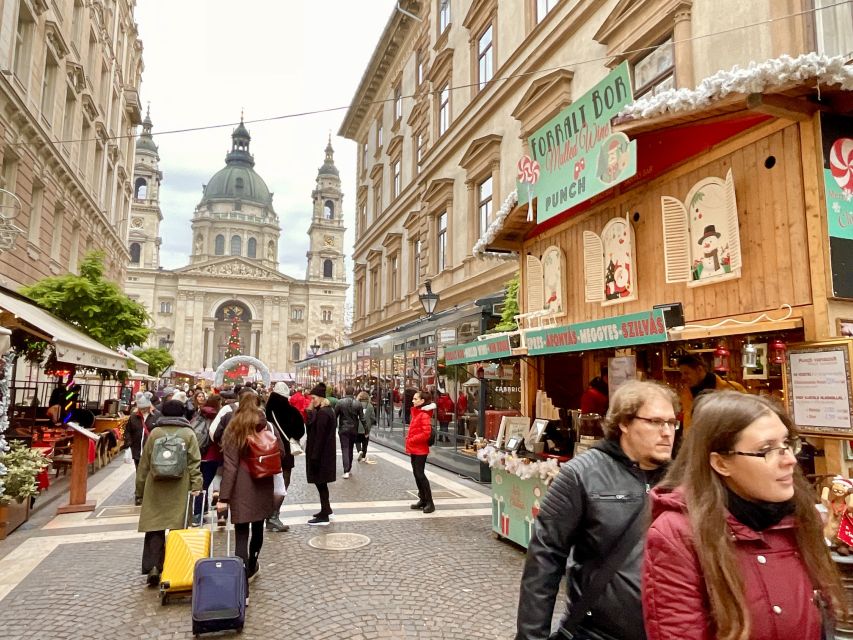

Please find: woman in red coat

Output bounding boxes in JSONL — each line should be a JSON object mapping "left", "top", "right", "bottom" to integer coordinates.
{"left": 405, "top": 390, "right": 436, "bottom": 513}
{"left": 643, "top": 391, "right": 841, "bottom": 640}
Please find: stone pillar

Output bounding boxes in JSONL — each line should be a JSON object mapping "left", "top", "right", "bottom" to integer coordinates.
{"left": 673, "top": 7, "right": 694, "bottom": 90}
{"left": 174, "top": 291, "right": 188, "bottom": 368}
{"left": 261, "top": 296, "right": 273, "bottom": 366}
{"left": 190, "top": 294, "right": 204, "bottom": 370}
{"left": 250, "top": 329, "right": 258, "bottom": 360}
{"left": 205, "top": 324, "right": 215, "bottom": 369}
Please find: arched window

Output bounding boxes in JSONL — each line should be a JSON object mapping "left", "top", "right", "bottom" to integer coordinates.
{"left": 324, "top": 200, "right": 334, "bottom": 219}
{"left": 230, "top": 234, "right": 242, "bottom": 256}
{"left": 323, "top": 259, "right": 333, "bottom": 278}
{"left": 291, "top": 342, "right": 301, "bottom": 361}
{"left": 129, "top": 242, "right": 141, "bottom": 264}
{"left": 214, "top": 234, "right": 225, "bottom": 255}
{"left": 235, "top": 177, "right": 244, "bottom": 191}
{"left": 247, "top": 237, "right": 257, "bottom": 258}
{"left": 134, "top": 177, "right": 147, "bottom": 199}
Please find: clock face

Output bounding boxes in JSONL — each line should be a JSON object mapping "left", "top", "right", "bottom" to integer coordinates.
{"left": 131, "top": 217, "right": 144, "bottom": 229}
{"left": 323, "top": 235, "right": 335, "bottom": 247}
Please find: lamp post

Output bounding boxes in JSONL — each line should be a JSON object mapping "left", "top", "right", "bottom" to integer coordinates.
{"left": 309, "top": 339, "right": 320, "bottom": 358}
{"left": 161, "top": 335, "right": 174, "bottom": 352}
{"left": 419, "top": 279, "right": 440, "bottom": 317}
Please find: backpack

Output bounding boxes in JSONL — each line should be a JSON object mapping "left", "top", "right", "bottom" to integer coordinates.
{"left": 190, "top": 414, "right": 211, "bottom": 456}
{"left": 428, "top": 425, "right": 437, "bottom": 447}
{"left": 244, "top": 428, "right": 282, "bottom": 479}
{"left": 151, "top": 432, "right": 188, "bottom": 479}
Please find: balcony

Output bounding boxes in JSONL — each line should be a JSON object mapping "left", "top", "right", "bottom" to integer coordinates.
{"left": 123, "top": 87, "right": 142, "bottom": 125}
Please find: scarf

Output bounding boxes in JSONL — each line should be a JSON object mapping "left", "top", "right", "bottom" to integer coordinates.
{"left": 726, "top": 487, "right": 795, "bottom": 531}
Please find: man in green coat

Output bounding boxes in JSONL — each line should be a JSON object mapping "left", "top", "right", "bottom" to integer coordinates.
{"left": 136, "top": 399, "right": 202, "bottom": 586}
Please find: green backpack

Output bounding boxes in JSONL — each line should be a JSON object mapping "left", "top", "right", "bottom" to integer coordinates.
{"left": 151, "top": 432, "right": 187, "bottom": 480}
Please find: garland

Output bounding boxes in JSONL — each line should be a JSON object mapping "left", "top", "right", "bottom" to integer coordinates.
{"left": 472, "top": 190, "right": 519, "bottom": 257}
{"left": 0, "top": 349, "right": 16, "bottom": 497}
{"left": 476, "top": 443, "right": 562, "bottom": 484}
{"left": 620, "top": 53, "right": 853, "bottom": 121}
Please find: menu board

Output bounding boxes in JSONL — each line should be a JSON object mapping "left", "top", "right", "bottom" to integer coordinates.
{"left": 785, "top": 341, "right": 853, "bottom": 436}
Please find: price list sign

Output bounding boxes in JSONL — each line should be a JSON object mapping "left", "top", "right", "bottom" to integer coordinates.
{"left": 786, "top": 341, "right": 853, "bottom": 436}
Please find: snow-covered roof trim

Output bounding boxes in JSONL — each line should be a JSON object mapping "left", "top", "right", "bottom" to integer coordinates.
{"left": 472, "top": 189, "right": 518, "bottom": 257}
{"left": 620, "top": 53, "right": 853, "bottom": 121}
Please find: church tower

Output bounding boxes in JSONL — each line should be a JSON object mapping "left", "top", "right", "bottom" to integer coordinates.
{"left": 306, "top": 137, "right": 346, "bottom": 283}
{"left": 189, "top": 118, "right": 280, "bottom": 270}
{"left": 128, "top": 107, "right": 163, "bottom": 269}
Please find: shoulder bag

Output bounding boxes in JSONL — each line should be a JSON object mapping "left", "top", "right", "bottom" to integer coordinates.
{"left": 270, "top": 413, "right": 303, "bottom": 456}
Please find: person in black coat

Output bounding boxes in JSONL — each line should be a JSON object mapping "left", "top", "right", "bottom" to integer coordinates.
{"left": 305, "top": 382, "right": 336, "bottom": 526}
{"left": 265, "top": 383, "right": 305, "bottom": 532}
{"left": 125, "top": 392, "right": 160, "bottom": 472}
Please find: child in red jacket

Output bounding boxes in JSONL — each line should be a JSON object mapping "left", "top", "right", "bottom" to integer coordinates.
{"left": 405, "top": 390, "right": 436, "bottom": 513}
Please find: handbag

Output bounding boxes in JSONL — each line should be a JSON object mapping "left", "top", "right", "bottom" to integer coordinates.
{"left": 271, "top": 414, "right": 303, "bottom": 456}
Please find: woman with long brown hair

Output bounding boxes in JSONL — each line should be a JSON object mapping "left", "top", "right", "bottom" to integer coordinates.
{"left": 643, "top": 391, "right": 842, "bottom": 640}
{"left": 215, "top": 390, "right": 279, "bottom": 583}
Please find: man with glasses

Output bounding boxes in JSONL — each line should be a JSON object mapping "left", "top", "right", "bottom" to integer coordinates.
{"left": 516, "top": 380, "right": 679, "bottom": 640}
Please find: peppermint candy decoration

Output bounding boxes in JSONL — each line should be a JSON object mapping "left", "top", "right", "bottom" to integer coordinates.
{"left": 516, "top": 155, "right": 541, "bottom": 184}
{"left": 829, "top": 137, "right": 853, "bottom": 191}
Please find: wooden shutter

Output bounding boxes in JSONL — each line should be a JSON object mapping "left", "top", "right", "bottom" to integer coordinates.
{"left": 661, "top": 196, "right": 690, "bottom": 283}
{"left": 583, "top": 231, "right": 604, "bottom": 303}
{"left": 526, "top": 254, "right": 544, "bottom": 312}
{"left": 724, "top": 169, "right": 742, "bottom": 272}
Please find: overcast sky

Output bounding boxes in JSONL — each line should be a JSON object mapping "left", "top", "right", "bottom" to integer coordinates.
{"left": 134, "top": 0, "right": 392, "bottom": 278}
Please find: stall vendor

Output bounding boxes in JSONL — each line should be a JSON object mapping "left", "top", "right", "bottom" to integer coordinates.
{"left": 677, "top": 354, "right": 745, "bottom": 431}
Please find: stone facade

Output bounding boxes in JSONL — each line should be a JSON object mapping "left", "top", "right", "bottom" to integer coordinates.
{"left": 340, "top": 0, "right": 851, "bottom": 342}
{"left": 124, "top": 122, "right": 347, "bottom": 375}
{"left": 0, "top": 0, "right": 144, "bottom": 287}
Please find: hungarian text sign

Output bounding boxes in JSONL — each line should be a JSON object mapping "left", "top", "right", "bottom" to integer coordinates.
{"left": 445, "top": 336, "right": 513, "bottom": 365}
{"left": 526, "top": 309, "right": 667, "bottom": 356}
{"left": 517, "top": 62, "right": 637, "bottom": 222}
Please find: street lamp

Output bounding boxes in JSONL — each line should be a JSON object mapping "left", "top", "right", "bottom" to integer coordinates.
{"left": 419, "top": 279, "right": 439, "bottom": 317}
{"left": 309, "top": 339, "right": 320, "bottom": 357}
{"left": 161, "top": 335, "right": 174, "bottom": 351}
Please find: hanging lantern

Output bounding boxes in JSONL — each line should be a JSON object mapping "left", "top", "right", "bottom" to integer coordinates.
{"left": 713, "top": 343, "right": 731, "bottom": 373}
{"left": 769, "top": 338, "right": 787, "bottom": 365}
{"left": 742, "top": 342, "right": 758, "bottom": 368}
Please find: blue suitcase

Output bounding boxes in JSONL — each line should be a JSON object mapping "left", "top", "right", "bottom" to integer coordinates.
{"left": 191, "top": 510, "right": 246, "bottom": 636}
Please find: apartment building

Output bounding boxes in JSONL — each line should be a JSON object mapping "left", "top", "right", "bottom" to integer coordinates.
{"left": 0, "top": 0, "right": 143, "bottom": 287}
{"left": 340, "top": 0, "right": 851, "bottom": 343}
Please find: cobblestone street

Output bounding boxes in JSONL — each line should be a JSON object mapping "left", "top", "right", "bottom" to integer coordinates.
{"left": 0, "top": 445, "right": 547, "bottom": 639}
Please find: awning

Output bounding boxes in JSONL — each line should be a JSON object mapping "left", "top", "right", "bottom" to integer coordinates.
{"left": 0, "top": 287, "right": 126, "bottom": 371}
{"left": 117, "top": 347, "right": 149, "bottom": 375}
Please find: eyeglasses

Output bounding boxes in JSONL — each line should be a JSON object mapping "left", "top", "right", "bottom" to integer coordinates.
{"left": 634, "top": 415, "right": 680, "bottom": 431}
{"left": 721, "top": 437, "right": 802, "bottom": 461}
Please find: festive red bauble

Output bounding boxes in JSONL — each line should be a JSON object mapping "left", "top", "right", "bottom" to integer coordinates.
{"left": 829, "top": 137, "right": 853, "bottom": 191}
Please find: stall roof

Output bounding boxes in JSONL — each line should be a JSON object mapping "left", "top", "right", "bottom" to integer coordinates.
{"left": 117, "top": 347, "right": 149, "bottom": 375}
{"left": 0, "top": 286, "right": 126, "bottom": 371}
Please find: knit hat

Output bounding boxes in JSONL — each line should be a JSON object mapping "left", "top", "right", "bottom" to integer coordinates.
{"left": 272, "top": 382, "right": 290, "bottom": 397}
{"left": 309, "top": 382, "right": 327, "bottom": 398}
{"left": 172, "top": 390, "right": 188, "bottom": 404}
{"left": 161, "top": 399, "right": 186, "bottom": 417}
{"left": 161, "top": 386, "right": 176, "bottom": 399}
{"left": 135, "top": 391, "right": 152, "bottom": 409}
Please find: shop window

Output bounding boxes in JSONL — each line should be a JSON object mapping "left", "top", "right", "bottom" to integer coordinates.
{"left": 247, "top": 237, "right": 257, "bottom": 258}
{"left": 129, "top": 242, "right": 141, "bottom": 264}
{"left": 215, "top": 234, "right": 225, "bottom": 255}
{"left": 632, "top": 36, "right": 675, "bottom": 98}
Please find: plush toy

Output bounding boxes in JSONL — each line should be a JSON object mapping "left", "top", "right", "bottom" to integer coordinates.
{"left": 820, "top": 476, "right": 853, "bottom": 552}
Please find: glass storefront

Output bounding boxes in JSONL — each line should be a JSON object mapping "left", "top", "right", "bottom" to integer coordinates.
{"left": 295, "top": 300, "right": 521, "bottom": 481}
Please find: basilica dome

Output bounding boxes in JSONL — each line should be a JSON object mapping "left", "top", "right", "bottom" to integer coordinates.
{"left": 200, "top": 120, "right": 273, "bottom": 206}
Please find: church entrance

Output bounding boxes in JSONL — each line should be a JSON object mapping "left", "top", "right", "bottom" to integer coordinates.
{"left": 211, "top": 301, "right": 255, "bottom": 370}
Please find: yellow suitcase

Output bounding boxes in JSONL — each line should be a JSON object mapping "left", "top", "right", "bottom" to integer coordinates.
{"left": 159, "top": 492, "right": 210, "bottom": 604}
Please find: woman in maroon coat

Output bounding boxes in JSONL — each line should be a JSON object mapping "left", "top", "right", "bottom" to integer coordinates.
{"left": 642, "top": 391, "right": 841, "bottom": 640}
{"left": 405, "top": 390, "right": 436, "bottom": 514}
{"left": 215, "top": 391, "right": 280, "bottom": 583}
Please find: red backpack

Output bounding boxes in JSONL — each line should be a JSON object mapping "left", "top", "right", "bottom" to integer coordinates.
{"left": 244, "top": 428, "right": 282, "bottom": 479}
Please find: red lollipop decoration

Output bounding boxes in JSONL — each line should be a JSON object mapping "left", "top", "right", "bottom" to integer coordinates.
{"left": 829, "top": 137, "right": 853, "bottom": 192}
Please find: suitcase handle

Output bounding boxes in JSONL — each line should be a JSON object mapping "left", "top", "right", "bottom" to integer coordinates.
{"left": 209, "top": 494, "right": 232, "bottom": 557}
{"left": 184, "top": 490, "right": 206, "bottom": 530}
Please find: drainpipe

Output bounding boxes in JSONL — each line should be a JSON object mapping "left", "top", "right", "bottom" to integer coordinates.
{"left": 395, "top": 2, "right": 423, "bottom": 21}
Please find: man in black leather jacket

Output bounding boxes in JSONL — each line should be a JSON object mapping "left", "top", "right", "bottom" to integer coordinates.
{"left": 334, "top": 386, "right": 364, "bottom": 479}
{"left": 516, "top": 380, "right": 679, "bottom": 640}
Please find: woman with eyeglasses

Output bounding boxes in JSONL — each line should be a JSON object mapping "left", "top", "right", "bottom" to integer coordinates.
{"left": 642, "top": 391, "right": 842, "bottom": 640}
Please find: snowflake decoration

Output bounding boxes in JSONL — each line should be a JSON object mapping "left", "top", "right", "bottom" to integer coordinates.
{"left": 833, "top": 202, "right": 842, "bottom": 214}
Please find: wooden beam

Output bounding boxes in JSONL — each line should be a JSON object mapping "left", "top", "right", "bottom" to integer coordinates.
{"left": 747, "top": 93, "right": 820, "bottom": 122}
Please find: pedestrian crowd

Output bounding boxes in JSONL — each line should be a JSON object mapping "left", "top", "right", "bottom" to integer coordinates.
{"left": 128, "top": 378, "right": 436, "bottom": 600}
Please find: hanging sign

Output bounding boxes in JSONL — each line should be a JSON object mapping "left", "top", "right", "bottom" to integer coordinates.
{"left": 526, "top": 308, "right": 667, "bottom": 356}
{"left": 446, "top": 336, "right": 513, "bottom": 366}
{"left": 518, "top": 61, "right": 637, "bottom": 222}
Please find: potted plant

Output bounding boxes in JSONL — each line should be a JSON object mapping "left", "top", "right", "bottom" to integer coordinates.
{"left": 0, "top": 441, "right": 51, "bottom": 539}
